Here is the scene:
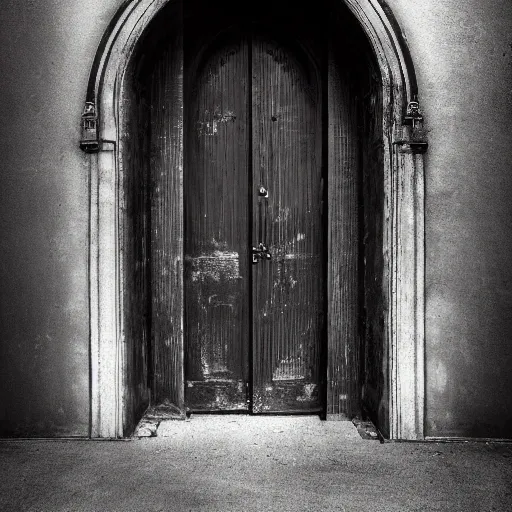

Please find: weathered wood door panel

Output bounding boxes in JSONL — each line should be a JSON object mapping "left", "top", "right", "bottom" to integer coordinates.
{"left": 185, "top": 31, "right": 324, "bottom": 413}
{"left": 184, "top": 36, "right": 251, "bottom": 410}
{"left": 251, "top": 36, "right": 324, "bottom": 412}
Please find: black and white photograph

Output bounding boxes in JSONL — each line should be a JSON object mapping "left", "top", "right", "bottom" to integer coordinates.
{"left": 0, "top": 0, "right": 511, "bottom": 510}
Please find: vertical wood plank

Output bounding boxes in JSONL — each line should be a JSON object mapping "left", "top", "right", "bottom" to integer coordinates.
{"left": 327, "top": 46, "right": 361, "bottom": 419}
{"left": 251, "top": 35, "right": 324, "bottom": 412}
{"left": 120, "top": 68, "right": 152, "bottom": 434}
{"left": 183, "top": 32, "right": 250, "bottom": 410}
{"left": 149, "top": 9, "right": 184, "bottom": 410}
{"left": 360, "top": 63, "right": 386, "bottom": 431}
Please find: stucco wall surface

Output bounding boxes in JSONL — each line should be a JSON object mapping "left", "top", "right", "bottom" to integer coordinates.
{"left": 387, "top": 0, "right": 512, "bottom": 438}
{"left": 0, "top": 0, "right": 124, "bottom": 436}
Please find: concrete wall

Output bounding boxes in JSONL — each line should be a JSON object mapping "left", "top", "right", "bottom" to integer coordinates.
{"left": 0, "top": 0, "right": 124, "bottom": 436}
{"left": 0, "top": 0, "right": 511, "bottom": 438}
{"left": 387, "top": 0, "right": 512, "bottom": 438}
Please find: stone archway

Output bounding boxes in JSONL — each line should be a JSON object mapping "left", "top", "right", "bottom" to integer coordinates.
{"left": 80, "top": 0, "right": 427, "bottom": 440}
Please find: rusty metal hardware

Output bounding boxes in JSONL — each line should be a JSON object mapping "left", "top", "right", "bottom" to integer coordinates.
{"left": 394, "top": 99, "right": 428, "bottom": 154}
{"left": 403, "top": 100, "right": 423, "bottom": 128}
{"left": 252, "top": 243, "right": 271, "bottom": 264}
{"left": 80, "top": 101, "right": 100, "bottom": 153}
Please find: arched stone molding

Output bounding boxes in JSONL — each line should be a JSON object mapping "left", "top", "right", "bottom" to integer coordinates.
{"left": 81, "top": 0, "right": 426, "bottom": 439}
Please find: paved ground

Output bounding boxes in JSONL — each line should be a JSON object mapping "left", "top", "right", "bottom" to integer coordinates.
{"left": 1, "top": 416, "right": 511, "bottom": 511}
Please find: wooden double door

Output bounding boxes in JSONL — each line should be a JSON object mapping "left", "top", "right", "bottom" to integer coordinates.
{"left": 184, "top": 31, "right": 325, "bottom": 413}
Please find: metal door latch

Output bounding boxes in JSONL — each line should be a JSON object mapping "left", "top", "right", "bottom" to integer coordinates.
{"left": 258, "top": 186, "right": 268, "bottom": 197}
{"left": 252, "top": 243, "right": 271, "bottom": 264}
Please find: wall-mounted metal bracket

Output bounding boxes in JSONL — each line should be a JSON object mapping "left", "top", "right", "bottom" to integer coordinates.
{"left": 394, "top": 100, "right": 428, "bottom": 154}
{"left": 403, "top": 100, "right": 423, "bottom": 127}
{"left": 393, "top": 135, "right": 428, "bottom": 154}
{"left": 80, "top": 101, "right": 100, "bottom": 153}
{"left": 407, "top": 141, "right": 428, "bottom": 154}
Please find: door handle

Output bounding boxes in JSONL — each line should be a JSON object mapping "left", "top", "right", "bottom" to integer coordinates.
{"left": 252, "top": 243, "right": 271, "bottom": 264}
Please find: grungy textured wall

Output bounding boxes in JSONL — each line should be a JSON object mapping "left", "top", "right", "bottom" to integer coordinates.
{"left": 387, "top": 0, "right": 512, "bottom": 438}
{"left": 0, "top": 0, "right": 124, "bottom": 436}
{"left": 0, "top": 0, "right": 511, "bottom": 438}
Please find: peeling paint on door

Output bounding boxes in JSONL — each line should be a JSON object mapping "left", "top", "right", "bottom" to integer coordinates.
{"left": 296, "top": 383, "right": 317, "bottom": 402}
{"left": 197, "top": 108, "right": 237, "bottom": 136}
{"left": 273, "top": 355, "right": 305, "bottom": 381}
{"left": 187, "top": 252, "right": 240, "bottom": 282}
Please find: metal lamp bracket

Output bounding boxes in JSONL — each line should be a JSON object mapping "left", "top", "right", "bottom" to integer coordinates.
{"left": 393, "top": 99, "right": 428, "bottom": 154}
{"left": 80, "top": 101, "right": 100, "bottom": 153}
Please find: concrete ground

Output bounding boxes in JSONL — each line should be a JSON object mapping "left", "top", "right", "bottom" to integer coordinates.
{"left": 1, "top": 416, "right": 511, "bottom": 512}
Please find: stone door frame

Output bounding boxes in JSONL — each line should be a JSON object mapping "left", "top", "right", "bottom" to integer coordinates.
{"left": 81, "top": 0, "right": 426, "bottom": 440}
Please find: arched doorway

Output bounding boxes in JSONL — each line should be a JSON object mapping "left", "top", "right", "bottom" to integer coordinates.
{"left": 81, "top": 0, "right": 427, "bottom": 440}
